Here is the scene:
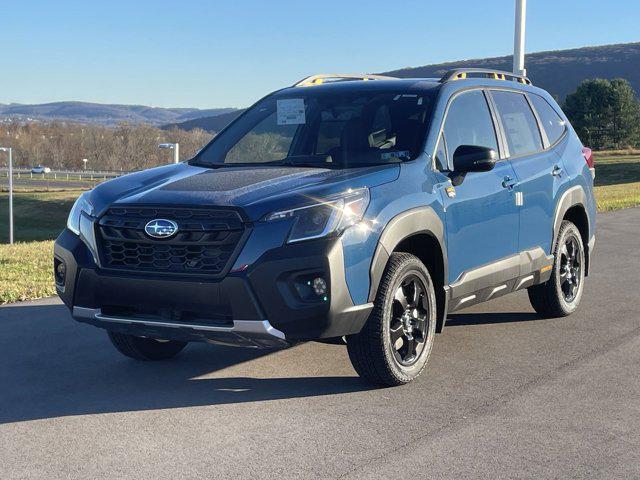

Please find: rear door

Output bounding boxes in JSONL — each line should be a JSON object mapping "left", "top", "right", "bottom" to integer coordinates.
{"left": 489, "top": 90, "right": 564, "bottom": 255}
{"left": 438, "top": 89, "right": 520, "bottom": 285}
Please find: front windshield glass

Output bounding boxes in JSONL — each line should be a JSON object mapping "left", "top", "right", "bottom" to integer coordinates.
{"left": 193, "top": 89, "right": 435, "bottom": 168}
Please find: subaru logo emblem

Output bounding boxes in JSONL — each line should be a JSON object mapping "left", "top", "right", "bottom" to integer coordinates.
{"left": 144, "top": 219, "right": 178, "bottom": 239}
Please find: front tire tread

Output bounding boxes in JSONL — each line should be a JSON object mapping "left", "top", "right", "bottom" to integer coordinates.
{"left": 347, "top": 253, "right": 435, "bottom": 387}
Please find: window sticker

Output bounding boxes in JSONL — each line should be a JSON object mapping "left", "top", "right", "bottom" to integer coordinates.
{"left": 502, "top": 112, "right": 535, "bottom": 152}
{"left": 277, "top": 98, "right": 306, "bottom": 125}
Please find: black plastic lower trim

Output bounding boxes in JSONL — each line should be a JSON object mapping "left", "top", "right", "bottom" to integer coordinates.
{"left": 55, "top": 229, "right": 373, "bottom": 345}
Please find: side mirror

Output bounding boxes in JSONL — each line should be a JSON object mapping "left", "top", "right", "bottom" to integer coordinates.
{"left": 452, "top": 145, "right": 497, "bottom": 174}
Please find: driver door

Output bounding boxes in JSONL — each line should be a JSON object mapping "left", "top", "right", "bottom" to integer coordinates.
{"left": 437, "top": 89, "right": 520, "bottom": 296}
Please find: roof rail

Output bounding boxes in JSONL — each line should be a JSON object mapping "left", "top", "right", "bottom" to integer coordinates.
{"left": 439, "top": 68, "right": 532, "bottom": 85}
{"left": 294, "top": 73, "right": 396, "bottom": 87}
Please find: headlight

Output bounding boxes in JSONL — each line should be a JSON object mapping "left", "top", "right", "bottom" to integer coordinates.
{"left": 263, "top": 188, "right": 370, "bottom": 243}
{"left": 67, "top": 192, "right": 94, "bottom": 235}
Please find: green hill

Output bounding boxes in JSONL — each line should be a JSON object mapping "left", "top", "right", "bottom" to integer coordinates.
{"left": 382, "top": 42, "right": 640, "bottom": 101}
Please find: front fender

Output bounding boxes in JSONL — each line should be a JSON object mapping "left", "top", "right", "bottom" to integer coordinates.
{"left": 367, "top": 206, "right": 447, "bottom": 303}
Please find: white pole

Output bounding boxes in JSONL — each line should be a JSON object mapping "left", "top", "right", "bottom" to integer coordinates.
{"left": 8, "top": 148, "right": 14, "bottom": 244}
{"left": 174, "top": 143, "right": 180, "bottom": 164}
{"left": 513, "top": 0, "right": 527, "bottom": 77}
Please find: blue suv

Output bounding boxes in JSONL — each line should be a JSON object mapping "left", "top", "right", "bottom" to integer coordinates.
{"left": 54, "top": 69, "right": 596, "bottom": 386}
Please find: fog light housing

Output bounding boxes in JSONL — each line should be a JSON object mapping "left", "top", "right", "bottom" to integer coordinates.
{"left": 312, "top": 277, "right": 327, "bottom": 296}
{"left": 54, "top": 258, "right": 66, "bottom": 285}
{"left": 294, "top": 273, "right": 330, "bottom": 303}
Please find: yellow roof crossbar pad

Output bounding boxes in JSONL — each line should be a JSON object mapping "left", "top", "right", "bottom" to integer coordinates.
{"left": 294, "top": 73, "right": 395, "bottom": 87}
{"left": 440, "top": 68, "right": 532, "bottom": 85}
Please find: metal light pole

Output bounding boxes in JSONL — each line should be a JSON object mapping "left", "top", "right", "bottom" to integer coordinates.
{"left": 0, "top": 147, "right": 14, "bottom": 244}
{"left": 513, "top": 0, "right": 527, "bottom": 77}
{"left": 158, "top": 143, "right": 180, "bottom": 164}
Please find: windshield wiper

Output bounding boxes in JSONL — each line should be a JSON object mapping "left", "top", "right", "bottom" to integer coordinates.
{"left": 275, "top": 155, "right": 334, "bottom": 168}
{"left": 189, "top": 161, "right": 232, "bottom": 169}
{"left": 279, "top": 160, "right": 333, "bottom": 168}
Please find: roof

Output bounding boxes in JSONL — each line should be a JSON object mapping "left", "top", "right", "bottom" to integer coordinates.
{"left": 274, "top": 78, "right": 443, "bottom": 97}
{"left": 268, "top": 68, "right": 543, "bottom": 102}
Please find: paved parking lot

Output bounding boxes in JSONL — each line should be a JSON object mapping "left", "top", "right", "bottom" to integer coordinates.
{"left": 1, "top": 208, "right": 639, "bottom": 479}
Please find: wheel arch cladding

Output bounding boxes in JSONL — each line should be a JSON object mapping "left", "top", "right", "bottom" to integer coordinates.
{"left": 368, "top": 207, "right": 449, "bottom": 333}
{"left": 553, "top": 185, "right": 591, "bottom": 276}
{"left": 563, "top": 204, "right": 590, "bottom": 276}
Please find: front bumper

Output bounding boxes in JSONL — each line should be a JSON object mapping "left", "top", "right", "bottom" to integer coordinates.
{"left": 54, "top": 228, "right": 372, "bottom": 347}
{"left": 72, "top": 306, "right": 287, "bottom": 348}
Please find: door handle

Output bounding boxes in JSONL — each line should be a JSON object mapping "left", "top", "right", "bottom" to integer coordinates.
{"left": 551, "top": 165, "right": 564, "bottom": 177}
{"left": 502, "top": 176, "right": 518, "bottom": 189}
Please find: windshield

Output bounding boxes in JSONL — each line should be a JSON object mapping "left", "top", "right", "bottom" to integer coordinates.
{"left": 193, "top": 89, "right": 435, "bottom": 168}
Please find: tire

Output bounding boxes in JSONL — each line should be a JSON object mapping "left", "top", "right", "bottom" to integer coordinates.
{"left": 107, "top": 331, "right": 188, "bottom": 360}
{"left": 347, "top": 253, "right": 437, "bottom": 387}
{"left": 528, "top": 220, "right": 586, "bottom": 317}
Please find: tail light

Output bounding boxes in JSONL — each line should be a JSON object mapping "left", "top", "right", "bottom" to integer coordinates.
{"left": 582, "top": 147, "right": 595, "bottom": 178}
{"left": 582, "top": 147, "right": 594, "bottom": 168}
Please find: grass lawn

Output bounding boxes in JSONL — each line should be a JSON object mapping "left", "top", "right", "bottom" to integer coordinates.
{"left": 0, "top": 154, "right": 639, "bottom": 304}
{"left": 593, "top": 152, "right": 640, "bottom": 211}
{"left": 594, "top": 182, "right": 640, "bottom": 211}
{"left": 0, "top": 191, "right": 82, "bottom": 303}
{"left": 593, "top": 153, "right": 640, "bottom": 185}
{"left": 0, "top": 241, "right": 56, "bottom": 303}
{"left": 0, "top": 190, "right": 81, "bottom": 243}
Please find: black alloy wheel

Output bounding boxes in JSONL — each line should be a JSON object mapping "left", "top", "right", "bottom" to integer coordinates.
{"left": 559, "top": 234, "right": 582, "bottom": 303}
{"left": 389, "top": 275, "right": 431, "bottom": 366}
{"left": 528, "top": 220, "right": 586, "bottom": 317}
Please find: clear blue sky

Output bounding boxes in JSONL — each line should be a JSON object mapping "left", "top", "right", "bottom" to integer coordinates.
{"left": 1, "top": 0, "right": 638, "bottom": 109}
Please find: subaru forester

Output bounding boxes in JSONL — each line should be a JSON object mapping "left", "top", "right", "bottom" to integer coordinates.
{"left": 55, "top": 70, "right": 596, "bottom": 386}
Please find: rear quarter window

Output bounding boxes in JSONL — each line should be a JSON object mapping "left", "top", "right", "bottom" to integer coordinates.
{"left": 529, "top": 94, "right": 567, "bottom": 145}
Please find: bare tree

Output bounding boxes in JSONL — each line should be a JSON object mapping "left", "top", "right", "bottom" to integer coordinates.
{"left": 0, "top": 121, "right": 213, "bottom": 171}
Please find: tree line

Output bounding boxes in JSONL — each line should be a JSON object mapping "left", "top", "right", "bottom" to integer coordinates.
{"left": 0, "top": 122, "right": 212, "bottom": 171}
{"left": 563, "top": 77, "right": 640, "bottom": 150}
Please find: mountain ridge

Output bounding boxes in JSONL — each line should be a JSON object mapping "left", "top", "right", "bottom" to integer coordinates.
{"left": 381, "top": 41, "right": 640, "bottom": 101}
{"left": 0, "top": 101, "right": 236, "bottom": 127}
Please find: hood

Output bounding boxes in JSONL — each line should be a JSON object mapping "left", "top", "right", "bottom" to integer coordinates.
{"left": 89, "top": 162, "right": 399, "bottom": 221}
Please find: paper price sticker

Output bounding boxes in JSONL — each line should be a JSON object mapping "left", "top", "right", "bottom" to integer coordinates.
{"left": 277, "top": 99, "right": 306, "bottom": 125}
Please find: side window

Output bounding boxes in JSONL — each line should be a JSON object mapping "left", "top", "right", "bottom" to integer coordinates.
{"left": 491, "top": 91, "right": 543, "bottom": 157}
{"left": 443, "top": 90, "right": 499, "bottom": 168}
{"left": 529, "top": 94, "right": 567, "bottom": 145}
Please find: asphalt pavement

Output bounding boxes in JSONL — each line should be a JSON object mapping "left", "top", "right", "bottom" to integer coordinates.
{"left": 1, "top": 208, "right": 639, "bottom": 479}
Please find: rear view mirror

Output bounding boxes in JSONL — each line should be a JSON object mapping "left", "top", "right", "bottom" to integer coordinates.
{"left": 452, "top": 145, "right": 497, "bottom": 173}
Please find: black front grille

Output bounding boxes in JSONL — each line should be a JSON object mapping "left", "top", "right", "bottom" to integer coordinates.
{"left": 97, "top": 206, "right": 247, "bottom": 276}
